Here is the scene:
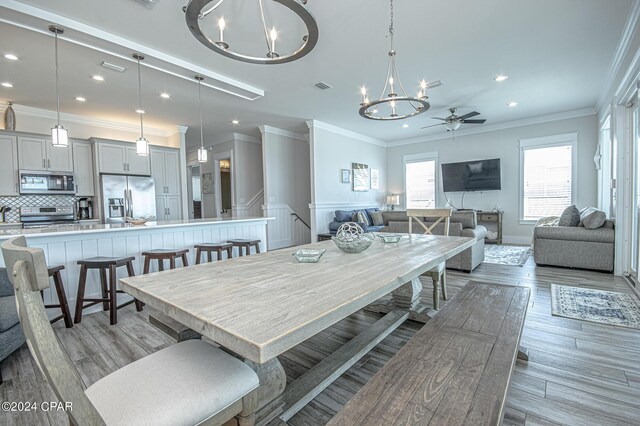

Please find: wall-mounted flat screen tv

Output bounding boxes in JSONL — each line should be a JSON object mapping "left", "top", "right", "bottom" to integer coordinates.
{"left": 441, "top": 158, "right": 502, "bottom": 192}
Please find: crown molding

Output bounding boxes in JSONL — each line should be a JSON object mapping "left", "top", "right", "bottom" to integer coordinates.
{"left": 234, "top": 132, "right": 262, "bottom": 144}
{"left": 306, "top": 120, "right": 386, "bottom": 147}
{"left": 9, "top": 103, "right": 172, "bottom": 137}
{"left": 386, "top": 108, "right": 597, "bottom": 148}
{"left": 0, "top": 0, "right": 264, "bottom": 101}
{"left": 596, "top": 0, "right": 640, "bottom": 112}
{"left": 259, "top": 125, "right": 308, "bottom": 142}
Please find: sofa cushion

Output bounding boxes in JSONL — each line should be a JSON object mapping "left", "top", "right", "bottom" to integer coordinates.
{"left": 334, "top": 210, "right": 354, "bottom": 222}
{"left": 558, "top": 205, "right": 580, "bottom": 227}
{"left": 0, "top": 268, "right": 14, "bottom": 298}
{"left": 534, "top": 225, "right": 614, "bottom": 244}
{"left": 382, "top": 211, "right": 409, "bottom": 225}
{"left": 583, "top": 211, "right": 606, "bottom": 229}
{"left": 0, "top": 296, "right": 20, "bottom": 333}
{"left": 370, "top": 210, "right": 384, "bottom": 226}
{"left": 451, "top": 211, "right": 477, "bottom": 229}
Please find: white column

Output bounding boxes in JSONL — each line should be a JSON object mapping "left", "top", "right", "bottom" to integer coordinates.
{"left": 175, "top": 125, "right": 189, "bottom": 220}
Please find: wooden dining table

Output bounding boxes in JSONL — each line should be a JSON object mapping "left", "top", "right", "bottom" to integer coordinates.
{"left": 120, "top": 234, "right": 475, "bottom": 425}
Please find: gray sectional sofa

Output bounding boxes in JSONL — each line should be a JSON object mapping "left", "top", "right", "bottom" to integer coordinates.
{"left": 533, "top": 220, "right": 615, "bottom": 272}
{"left": 380, "top": 210, "right": 487, "bottom": 272}
{"left": 0, "top": 268, "right": 25, "bottom": 384}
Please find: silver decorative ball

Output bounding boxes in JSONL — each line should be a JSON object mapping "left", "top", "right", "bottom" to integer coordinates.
{"left": 336, "top": 222, "right": 364, "bottom": 241}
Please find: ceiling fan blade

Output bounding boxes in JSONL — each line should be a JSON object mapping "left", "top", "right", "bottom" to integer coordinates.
{"left": 421, "top": 123, "right": 446, "bottom": 129}
{"left": 461, "top": 119, "right": 486, "bottom": 124}
{"left": 431, "top": 117, "right": 447, "bottom": 121}
{"left": 458, "top": 111, "right": 480, "bottom": 120}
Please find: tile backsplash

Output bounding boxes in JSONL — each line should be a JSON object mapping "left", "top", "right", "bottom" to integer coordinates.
{"left": 0, "top": 195, "right": 78, "bottom": 222}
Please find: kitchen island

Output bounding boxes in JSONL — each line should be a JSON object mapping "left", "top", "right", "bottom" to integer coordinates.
{"left": 0, "top": 217, "right": 271, "bottom": 318}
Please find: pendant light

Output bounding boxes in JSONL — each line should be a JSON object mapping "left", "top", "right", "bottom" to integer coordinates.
{"left": 195, "top": 75, "right": 208, "bottom": 163}
{"left": 133, "top": 53, "right": 149, "bottom": 156}
{"left": 49, "top": 25, "right": 68, "bottom": 147}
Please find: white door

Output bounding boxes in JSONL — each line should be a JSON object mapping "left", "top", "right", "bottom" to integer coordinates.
{"left": 163, "top": 149, "right": 181, "bottom": 196}
{"left": 150, "top": 149, "right": 166, "bottom": 196}
{"left": 73, "top": 141, "right": 95, "bottom": 196}
{"left": 165, "top": 196, "right": 182, "bottom": 220}
{"left": 155, "top": 196, "right": 167, "bottom": 221}
{"left": 18, "top": 137, "right": 47, "bottom": 170}
{"left": 98, "top": 143, "right": 127, "bottom": 174}
{"left": 46, "top": 139, "right": 74, "bottom": 172}
{"left": 126, "top": 146, "right": 151, "bottom": 176}
{"left": 0, "top": 136, "right": 18, "bottom": 196}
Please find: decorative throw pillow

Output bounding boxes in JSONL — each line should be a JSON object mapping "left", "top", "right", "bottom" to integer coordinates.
{"left": 355, "top": 211, "right": 368, "bottom": 225}
{"left": 558, "top": 205, "right": 580, "bottom": 227}
{"left": 335, "top": 210, "right": 354, "bottom": 222}
{"left": 370, "top": 210, "right": 384, "bottom": 226}
{"left": 582, "top": 210, "right": 606, "bottom": 229}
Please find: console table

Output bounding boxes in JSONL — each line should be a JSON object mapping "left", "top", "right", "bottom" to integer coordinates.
{"left": 477, "top": 211, "right": 503, "bottom": 244}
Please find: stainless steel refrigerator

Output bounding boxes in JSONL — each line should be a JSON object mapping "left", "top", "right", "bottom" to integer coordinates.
{"left": 101, "top": 175, "right": 156, "bottom": 224}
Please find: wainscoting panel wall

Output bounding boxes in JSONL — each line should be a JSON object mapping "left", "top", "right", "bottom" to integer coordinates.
{"left": 263, "top": 203, "right": 311, "bottom": 250}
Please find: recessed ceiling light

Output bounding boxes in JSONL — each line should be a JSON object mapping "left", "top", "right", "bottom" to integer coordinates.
{"left": 136, "top": 109, "right": 145, "bottom": 114}
{"left": 508, "top": 101, "right": 518, "bottom": 107}
{"left": 75, "top": 96, "right": 86, "bottom": 102}
{"left": 4, "top": 54, "right": 18, "bottom": 61}
{"left": 1, "top": 82, "right": 13, "bottom": 88}
{"left": 402, "top": 123, "right": 409, "bottom": 128}
{"left": 160, "top": 93, "right": 171, "bottom": 99}
{"left": 494, "top": 75, "right": 509, "bottom": 82}
{"left": 231, "top": 120, "right": 239, "bottom": 125}
{"left": 91, "top": 75, "right": 105, "bottom": 81}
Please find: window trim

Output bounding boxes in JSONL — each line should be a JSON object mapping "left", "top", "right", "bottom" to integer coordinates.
{"left": 519, "top": 133, "right": 578, "bottom": 224}
{"left": 403, "top": 151, "right": 439, "bottom": 210}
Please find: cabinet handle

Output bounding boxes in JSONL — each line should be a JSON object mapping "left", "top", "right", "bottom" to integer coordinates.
{"left": 15, "top": 183, "right": 18, "bottom": 194}
{"left": 48, "top": 159, "right": 51, "bottom": 168}
{"left": 165, "top": 186, "right": 168, "bottom": 194}
{"left": 43, "top": 159, "right": 46, "bottom": 168}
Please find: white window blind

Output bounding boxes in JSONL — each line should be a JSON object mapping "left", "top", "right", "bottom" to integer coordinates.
{"left": 522, "top": 144, "right": 573, "bottom": 220}
{"left": 405, "top": 160, "right": 436, "bottom": 209}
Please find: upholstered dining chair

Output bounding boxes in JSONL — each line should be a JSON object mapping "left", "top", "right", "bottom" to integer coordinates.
{"left": 407, "top": 208, "right": 453, "bottom": 310}
{"left": 1, "top": 236, "right": 259, "bottom": 426}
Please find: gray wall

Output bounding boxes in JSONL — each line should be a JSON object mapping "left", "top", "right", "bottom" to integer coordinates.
{"left": 386, "top": 114, "right": 599, "bottom": 242}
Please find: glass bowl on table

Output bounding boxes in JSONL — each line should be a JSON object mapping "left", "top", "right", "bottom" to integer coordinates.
{"left": 293, "top": 249, "right": 326, "bottom": 263}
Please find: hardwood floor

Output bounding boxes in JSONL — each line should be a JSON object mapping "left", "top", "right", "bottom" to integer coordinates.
{"left": 1, "top": 255, "right": 639, "bottom": 425}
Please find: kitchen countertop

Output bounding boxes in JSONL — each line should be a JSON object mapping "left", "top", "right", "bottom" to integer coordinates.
{"left": 0, "top": 217, "right": 273, "bottom": 239}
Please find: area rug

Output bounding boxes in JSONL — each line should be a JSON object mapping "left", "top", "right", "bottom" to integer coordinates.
{"left": 550, "top": 284, "right": 640, "bottom": 329}
{"left": 483, "top": 245, "right": 532, "bottom": 266}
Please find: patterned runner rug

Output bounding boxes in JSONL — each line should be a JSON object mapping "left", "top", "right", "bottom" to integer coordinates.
{"left": 551, "top": 284, "right": 640, "bottom": 329}
{"left": 483, "top": 245, "right": 532, "bottom": 266}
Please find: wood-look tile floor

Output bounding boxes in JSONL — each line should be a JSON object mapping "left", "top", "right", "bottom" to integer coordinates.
{"left": 2, "top": 256, "right": 640, "bottom": 426}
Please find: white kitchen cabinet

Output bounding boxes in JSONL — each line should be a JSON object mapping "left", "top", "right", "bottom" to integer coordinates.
{"left": 0, "top": 135, "right": 19, "bottom": 196}
{"left": 72, "top": 140, "right": 95, "bottom": 196}
{"left": 17, "top": 136, "right": 73, "bottom": 172}
{"left": 96, "top": 142, "right": 150, "bottom": 175}
{"left": 155, "top": 196, "right": 166, "bottom": 222}
{"left": 126, "top": 145, "right": 151, "bottom": 176}
{"left": 155, "top": 195, "right": 182, "bottom": 221}
{"left": 150, "top": 147, "right": 180, "bottom": 196}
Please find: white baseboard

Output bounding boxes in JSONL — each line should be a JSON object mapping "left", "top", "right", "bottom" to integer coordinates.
{"left": 502, "top": 235, "right": 532, "bottom": 245}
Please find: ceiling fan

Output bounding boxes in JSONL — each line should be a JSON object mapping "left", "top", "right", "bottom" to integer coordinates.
{"left": 421, "top": 108, "right": 486, "bottom": 131}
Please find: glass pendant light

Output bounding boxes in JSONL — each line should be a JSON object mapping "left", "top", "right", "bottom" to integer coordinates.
{"left": 49, "top": 25, "right": 68, "bottom": 147}
{"left": 195, "top": 75, "right": 208, "bottom": 163}
{"left": 133, "top": 53, "right": 149, "bottom": 156}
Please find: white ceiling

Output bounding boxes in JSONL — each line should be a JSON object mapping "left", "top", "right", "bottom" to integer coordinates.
{"left": 0, "top": 0, "right": 633, "bottom": 148}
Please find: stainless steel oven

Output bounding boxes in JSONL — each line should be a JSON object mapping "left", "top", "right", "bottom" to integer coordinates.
{"left": 20, "top": 206, "right": 77, "bottom": 228}
{"left": 19, "top": 170, "right": 75, "bottom": 195}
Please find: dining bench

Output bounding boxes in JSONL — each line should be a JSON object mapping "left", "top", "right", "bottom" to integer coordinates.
{"left": 327, "top": 281, "right": 530, "bottom": 426}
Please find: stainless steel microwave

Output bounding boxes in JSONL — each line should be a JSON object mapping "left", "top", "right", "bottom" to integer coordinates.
{"left": 19, "top": 171, "right": 76, "bottom": 195}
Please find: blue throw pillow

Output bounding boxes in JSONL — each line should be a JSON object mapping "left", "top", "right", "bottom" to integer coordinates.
{"left": 335, "top": 210, "right": 354, "bottom": 222}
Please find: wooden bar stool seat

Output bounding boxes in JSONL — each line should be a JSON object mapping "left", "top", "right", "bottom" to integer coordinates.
{"left": 141, "top": 249, "right": 189, "bottom": 273}
{"left": 227, "top": 239, "right": 261, "bottom": 257}
{"left": 74, "top": 256, "right": 142, "bottom": 325}
{"left": 194, "top": 243, "right": 233, "bottom": 264}
{"left": 45, "top": 265, "right": 73, "bottom": 328}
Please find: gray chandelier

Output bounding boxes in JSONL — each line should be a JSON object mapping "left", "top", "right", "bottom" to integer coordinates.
{"left": 359, "top": 0, "right": 430, "bottom": 121}
{"left": 184, "top": 0, "right": 319, "bottom": 65}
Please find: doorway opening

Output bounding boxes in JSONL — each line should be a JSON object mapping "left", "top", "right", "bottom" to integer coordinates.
{"left": 220, "top": 158, "right": 232, "bottom": 217}
{"left": 191, "top": 165, "right": 202, "bottom": 219}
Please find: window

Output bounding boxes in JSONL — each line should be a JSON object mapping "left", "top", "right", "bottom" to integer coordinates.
{"left": 520, "top": 133, "right": 577, "bottom": 222}
{"left": 404, "top": 153, "right": 438, "bottom": 209}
